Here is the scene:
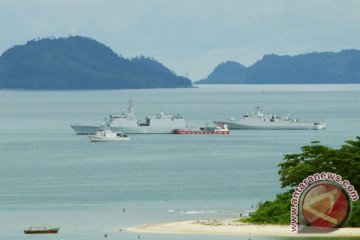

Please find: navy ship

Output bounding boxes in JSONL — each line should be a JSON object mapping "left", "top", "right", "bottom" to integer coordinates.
{"left": 71, "top": 100, "right": 186, "bottom": 134}
{"left": 214, "top": 105, "right": 326, "bottom": 130}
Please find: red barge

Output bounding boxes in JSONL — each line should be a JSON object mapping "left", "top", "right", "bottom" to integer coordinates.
{"left": 174, "top": 124, "right": 230, "bottom": 134}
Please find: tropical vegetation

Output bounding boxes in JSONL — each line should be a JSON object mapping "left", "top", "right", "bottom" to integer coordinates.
{"left": 242, "top": 137, "right": 360, "bottom": 227}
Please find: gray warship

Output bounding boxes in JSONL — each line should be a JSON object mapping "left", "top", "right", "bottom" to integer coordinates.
{"left": 214, "top": 105, "right": 326, "bottom": 130}
{"left": 71, "top": 100, "right": 186, "bottom": 134}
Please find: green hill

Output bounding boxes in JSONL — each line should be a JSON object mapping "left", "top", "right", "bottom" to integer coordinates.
{"left": 0, "top": 36, "right": 192, "bottom": 90}
{"left": 197, "top": 50, "right": 360, "bottom": 84}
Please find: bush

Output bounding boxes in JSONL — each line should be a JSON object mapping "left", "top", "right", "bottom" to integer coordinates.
{"left": 243, "top": 137, "right": 360, "bottom": 226}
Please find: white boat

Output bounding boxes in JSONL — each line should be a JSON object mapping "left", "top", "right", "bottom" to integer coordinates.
{"left": 71, "top": 100, "right": 186, "bottom": 134}
{"left": 214, "top": 105, "right": 326, "bottom": 130}
{"left": 88, "top": 127, "right": 129, "bottom": 142}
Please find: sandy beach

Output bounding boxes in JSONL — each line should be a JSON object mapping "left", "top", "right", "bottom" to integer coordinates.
{"left": 127, "top": 219, "right": 360, "bottom": 237}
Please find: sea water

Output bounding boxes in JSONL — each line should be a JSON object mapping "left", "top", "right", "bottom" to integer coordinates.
{"left": 0, "top": 84, "right": 359, "bottom": 240}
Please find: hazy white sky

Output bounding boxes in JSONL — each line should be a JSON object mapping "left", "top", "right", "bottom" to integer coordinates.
{"left": 1, "top": 0, "right": 359, "bottom": 80}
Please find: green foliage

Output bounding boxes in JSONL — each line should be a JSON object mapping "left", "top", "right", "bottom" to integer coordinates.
{"left": 245, "top": 137, "right": 360, "bottom": 226}
{"left": 279, "top": 137, "right": 360, "bottom": 190}
{"left": 345, "top": 201, "right": 360, "bottom": 227}
{"left": 241, "top": 192, "right": 291, "bottom": 225}
{"left": 0, "top": 36, "right": 193, "bottom": 89}
{"left": 278, "top": 143, "right": 337, "bottom": 189}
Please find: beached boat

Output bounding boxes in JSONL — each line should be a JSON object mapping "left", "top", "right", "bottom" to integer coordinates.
{"left": 24, "top": 227, "right": 59, "bottom": 234}
{"left": 174, "top": 124, "right": 230, "bottom": 134}
{"left": 71, "top": 99, "right": 186, "bottom": 134}
{"left": 88, "top": 127, "right": 129, "bottom": 142}
{"left": 214, "top": 105, "right": 326, "bottom": 130}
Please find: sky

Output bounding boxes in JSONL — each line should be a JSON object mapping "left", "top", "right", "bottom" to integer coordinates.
{"left": 1, "top": 0, "right": 360, "bottom": 80}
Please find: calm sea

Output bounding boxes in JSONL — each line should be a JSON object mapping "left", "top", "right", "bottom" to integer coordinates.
{"left": 0, "top": 84, "right": 359, "bottom": 240}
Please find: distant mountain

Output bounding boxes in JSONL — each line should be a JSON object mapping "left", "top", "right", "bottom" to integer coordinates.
{"left": 198, "top": 61, "right": 246, "bottom": 84}
{"left": 0, "top": 36, "right": 192, "bottom": 89}
{"left": 196, "top": 50, "right": 360, "bottom": 84}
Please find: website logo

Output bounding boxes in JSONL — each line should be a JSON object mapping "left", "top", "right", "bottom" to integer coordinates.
{"left": 290, "top": 172, "right": 359, "bottom": 233}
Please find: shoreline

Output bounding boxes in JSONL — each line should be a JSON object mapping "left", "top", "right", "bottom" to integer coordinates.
{"left": 127, "top": 219, "right": 360, "bottom": 237}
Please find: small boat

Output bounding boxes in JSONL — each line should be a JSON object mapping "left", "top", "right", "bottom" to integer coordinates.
{"left": 174, "top": 124, "right": 230, "bottom": 134}
{"left": 88, "top": 126, "right": 129, "bottom": 142}
{"left": 24, "top": 226, "right": 60, "bottom": 234}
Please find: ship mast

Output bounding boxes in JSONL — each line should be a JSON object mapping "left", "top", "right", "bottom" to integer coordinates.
{"left": 127, "top": 99, "right": 135, "bottom": 118}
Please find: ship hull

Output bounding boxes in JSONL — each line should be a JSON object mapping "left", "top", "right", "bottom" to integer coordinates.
{"left": 89, "top": 136, "right": 129, "bottom": 142}
{"left": 71, "top": 125, "right": 99, "bottom": 135}
{"left": 71, "top": 125, "right": 179, "bottom": 134}
{"left": 174, "top": 129, "right": 229, "bottom": 134}
{"left": 24, "top": 228, "right": 59, "bottom": 234}
{"left": 214, "top": 121, "right": 326, "bottom": 130}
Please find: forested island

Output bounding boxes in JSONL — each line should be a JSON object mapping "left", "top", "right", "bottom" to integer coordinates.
{"left": 0, "top": 36, "right": 192, "bottom": 90}
{"left": 197, "top": 50, "right": 360, "bottom": 84}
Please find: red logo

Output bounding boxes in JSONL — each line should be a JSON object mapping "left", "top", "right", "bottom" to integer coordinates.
{"left": 300, "top": 182, "right": 350, "bottom": 229}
